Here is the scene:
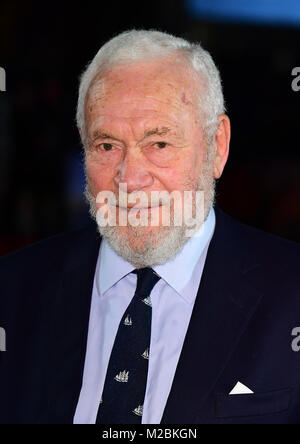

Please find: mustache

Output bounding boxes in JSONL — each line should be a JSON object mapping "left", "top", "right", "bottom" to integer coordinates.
{"left": 116, "top": 189, "right": 172, "bottom": 208}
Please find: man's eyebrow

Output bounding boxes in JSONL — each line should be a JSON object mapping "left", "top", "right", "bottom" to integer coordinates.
{"left": 92, "top": 130, "right": 118, "bottom": 141}
{"left": 142, "top": 127, "right": 172, "bottom": 138}
{"left": 91, "top": 126, "right": 173, "bottom": 143}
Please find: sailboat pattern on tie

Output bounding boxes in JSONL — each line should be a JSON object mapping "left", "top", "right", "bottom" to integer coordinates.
{"left": 133, "top": 405, "right": 143, "bottom": 416}
{"left": 124, "top": 315, "right": 132, "bottom": 326}
{"left": 142, "top": 348, "right": 149, "bottom": 360}
{"left": 114, "top": 370, "right": 129, "bottom": 383}
{"left": 96, "top": 268, "right": 161, "bottom": 424}
{"left": 142, "top": 296, "right": 152, "bottom": 307}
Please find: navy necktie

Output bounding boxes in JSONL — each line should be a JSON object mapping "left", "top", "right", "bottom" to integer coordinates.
{"left": 96, "top": 267, "right": 161, "bottom": 424}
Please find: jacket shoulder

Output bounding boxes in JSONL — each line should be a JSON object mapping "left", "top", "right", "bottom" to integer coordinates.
{"left": 0, "top": 228, "right": 88, "bottom": 270}
{"left": 216, "top": 207, "right": 300, "bottom": 291}
{"left": 234, "top": 213, "right": 300, "bottom": 262}
{"left": 0, "top": 225, "right": 100, "bottom": 296}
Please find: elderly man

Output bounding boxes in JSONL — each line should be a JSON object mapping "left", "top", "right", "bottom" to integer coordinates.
{"left": 0, "top": 30, "right": 300, "bottom": 425}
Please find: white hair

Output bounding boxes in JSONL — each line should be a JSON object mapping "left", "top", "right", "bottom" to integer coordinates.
{"left": 76, "top": 29, "right": 226, "bottom": 145}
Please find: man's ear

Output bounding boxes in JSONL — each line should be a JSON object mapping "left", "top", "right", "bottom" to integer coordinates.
{"left": 213, "top": 114, "right": 231, "bottom": 179}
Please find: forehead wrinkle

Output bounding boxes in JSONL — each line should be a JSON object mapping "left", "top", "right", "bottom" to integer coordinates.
{"left": 85, "top": 57, "right": 202, "bottom": 126}
{"left": 86, "top": 77, "right": 195, "bottom": 143}
{"left": 87, "top": 72, "right": 198, "bottom": 113}
{"left": 86, "top": 79, "right": 106, "bottom": 110}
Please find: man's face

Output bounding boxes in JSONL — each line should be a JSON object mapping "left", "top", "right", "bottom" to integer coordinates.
{"left": 84, "top": 57, "right": 215, "bottom": 266}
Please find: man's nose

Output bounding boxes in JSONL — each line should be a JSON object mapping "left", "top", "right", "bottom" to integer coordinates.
{"left": 114, "top": 151, "right": 154, "bottom": 193}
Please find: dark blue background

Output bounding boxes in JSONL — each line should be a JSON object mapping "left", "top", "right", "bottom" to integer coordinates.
{"left": 0, "top": 0, "right": 299, "bottom": 254}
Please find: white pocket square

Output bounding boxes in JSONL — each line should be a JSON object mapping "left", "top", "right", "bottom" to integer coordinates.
{"left": 229, "top": 381, "right": 254, "bottom": 395}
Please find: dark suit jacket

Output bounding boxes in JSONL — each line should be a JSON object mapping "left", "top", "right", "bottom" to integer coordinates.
{"left": 0, "top": 207, "right": 300, "bottom": 424}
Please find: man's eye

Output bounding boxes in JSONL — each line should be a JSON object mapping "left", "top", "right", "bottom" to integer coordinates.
{"left": 154, "top": 142, "right": 167, "bottom": 149}
{"left": 101, "top": 143, "right": 113, "bottom": 151}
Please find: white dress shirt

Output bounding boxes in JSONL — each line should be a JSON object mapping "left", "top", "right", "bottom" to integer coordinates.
{"left": 74, "top": 207, "right": 215, "bottom": 424}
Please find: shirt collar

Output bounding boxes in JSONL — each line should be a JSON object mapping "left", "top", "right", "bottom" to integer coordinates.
{"left": 98, "top": 207, "right": 216, "bottom": 302}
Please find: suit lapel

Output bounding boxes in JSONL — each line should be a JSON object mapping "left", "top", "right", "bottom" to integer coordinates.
{"left": 161, "top": 208, "right": 264, "bottom": 424}
{"left": 45, "top": 225, "right": 101, "bottom": 423}
{"left": 39, "top": 209, "right": 264, "bottom": 423}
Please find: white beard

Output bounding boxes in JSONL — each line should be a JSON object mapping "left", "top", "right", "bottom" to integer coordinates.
{"left": 85, "top": 149, "right": 215, "bottom": 268}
